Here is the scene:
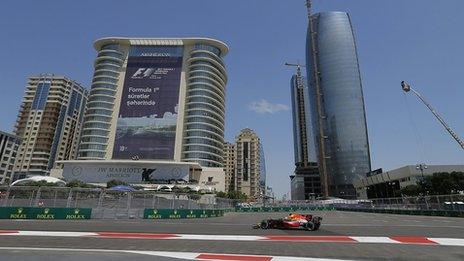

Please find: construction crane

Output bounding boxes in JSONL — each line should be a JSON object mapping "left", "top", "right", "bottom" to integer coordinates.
{"left": 285, "top": 62, "right": 308, "bottom": 166}
{"left": 306, "top": 0, "right": 330, "bottom": 197}
{"left": 401, "top": 81, "right": 464, "bottom": 150}
{"left": 284, "top": 62, "right": 305, "bottom": 78}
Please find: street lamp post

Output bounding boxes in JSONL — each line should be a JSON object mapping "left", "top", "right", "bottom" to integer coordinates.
{"left": 387, "top": 182, "right": 395, "bottom": 198}
{"left": 416, "top": 163, "right": 428, "bottom": 182}
{"left": 416, "top": 163, "right": 429, "bottom": 209}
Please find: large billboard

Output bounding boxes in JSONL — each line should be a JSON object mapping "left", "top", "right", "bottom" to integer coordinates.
{"left": 62, "top": 162, "right": 189, "bottom": 184}
{"left": 113, "top": 46, "right": 184, "bottom": 159}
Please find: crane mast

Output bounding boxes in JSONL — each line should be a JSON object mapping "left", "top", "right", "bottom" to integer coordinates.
{"left": 401, "top": 81, "right": 464, "bottom": 150}
{"left": 306, "top": 0, "right": 330, "bottom": 197}
{"left": 284, "top": 62, "right": 305, "bottom": 79}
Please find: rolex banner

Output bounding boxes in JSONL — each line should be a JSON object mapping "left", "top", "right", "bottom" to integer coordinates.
{"left": 235, "top": 206, "right": 335, "bottom": 212}
{"left": 143, "top": 209, "right": 224, "bottom": 219}
{"left": 0, "top": 207, "right": 92, "bottom": 219}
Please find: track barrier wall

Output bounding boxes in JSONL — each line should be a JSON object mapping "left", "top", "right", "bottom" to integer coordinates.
{"left": 235, "top": 206, "right": 335, "bottom": 212}
{"left": 0, "top": 207, "right": 92, "bottom": 219}
{"left": 143, "top": 209, "right": 224, "bottom": 219}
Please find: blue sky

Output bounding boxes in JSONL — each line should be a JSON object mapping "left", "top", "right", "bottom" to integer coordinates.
{"left": 0, "top": 0, "right": 463, "bottom": 198}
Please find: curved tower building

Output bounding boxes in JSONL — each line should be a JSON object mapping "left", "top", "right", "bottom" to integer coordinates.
{"left": 306, "top": 12, "right": 371, "bottom": 198}
{"left": 184, "top": 42, "right": 227, "bottom": 167}
{"left": 78, "top": 38, "right": 228, "bottom": 168}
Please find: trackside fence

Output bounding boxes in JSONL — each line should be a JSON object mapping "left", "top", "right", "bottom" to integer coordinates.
{"left": 0, "top": 186, "right": 234, "bottom": 219}
{"left": 1, "top": 186, "right": 462, "bottom": 218}
{"left": 238, "top": 194, "right": 464, "bottom": 217}
{"left": 333, "top": 194, "right": 464, "bottom": 217}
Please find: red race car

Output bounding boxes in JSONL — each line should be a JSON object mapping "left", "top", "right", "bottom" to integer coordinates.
{"left": 253, "top": 213, "right": 322, "bottom": 231}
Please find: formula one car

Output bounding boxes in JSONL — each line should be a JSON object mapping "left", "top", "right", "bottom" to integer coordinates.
{"left": 253, "top": 213, "right": 322, "bottom": 231}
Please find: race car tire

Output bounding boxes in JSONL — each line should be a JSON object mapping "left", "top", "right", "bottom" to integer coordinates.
{"left": 313, "top": 223, "right": 321, "bottom": 231}
{"left": 260, "top": 220, "right": 269, "bottom": 229}
{"left": 305, "top": 221, "right": 315, "bottom": 231}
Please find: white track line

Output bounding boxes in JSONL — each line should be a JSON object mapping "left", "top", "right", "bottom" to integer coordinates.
{"left": 428, "top": 238, "right": 464, "bottom": 247}
{"left": 178, "top": 234, "right": 264, "bottom": 241}
{"left": 1, "top": 230, "right": 464, "bottom": 246}
{"left": 0, "top": 247, "right": 354, "bottom": 261}
{"left": 349, "top": 237, "right": 399, "bottom": 244}
{"left": 16, "top": 231, "right": 97, "bottom": 237}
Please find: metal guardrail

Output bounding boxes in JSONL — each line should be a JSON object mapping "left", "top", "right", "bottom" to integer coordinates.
{"left": 0, "top": 186, "right": 235, "bottom": 219}
{"left": 335, "top": 207, "right": 464, "bottom": 217}
{"left": 2, "top": 186, "right": 461, "bottom": 219}
{"left": 259, "top": 194, "right": 464, "bottom": 216}
{"left": 332, "top": 194, "right": 464, "bottom": 213}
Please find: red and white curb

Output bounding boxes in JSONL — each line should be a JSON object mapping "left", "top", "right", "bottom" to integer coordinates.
{"left": 0, "top": 247, "right": 351, "bottom": 261}
{"left": 1, "top": 230, "right": 464, "bottom": 246}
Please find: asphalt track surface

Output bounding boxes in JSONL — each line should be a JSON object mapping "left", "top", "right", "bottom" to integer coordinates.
{"left": 0, "top": 211, "right": 463, "bottom": 260}
{"left": 0, "top": 249, "right": 185, "bottom": 261}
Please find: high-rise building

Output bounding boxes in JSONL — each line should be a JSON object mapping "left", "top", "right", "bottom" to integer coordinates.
{"left": 0, "top": 131, "right": 21, "bottom": 184}
{"left": 54, "top": 38, "right": 228, "bottom": 190}
{"left": 289, "top": 67, "right": 321, "bottom": 200}
{"left": 234, "top": 128, "right": 265, "bottom": 198}
{"left": 291, "top": 70, "right": 314, "bottom": 165}
{"left": 258, "top": 143, "right": 266, "bottom": 193}
{"left": 223, "top": 141, "right": 235, "bottom": 192}
{"left": 306, "top": 12, "right": 371, "bottom": 198}
{"left": 13, "top": 75, "right": 87, "bottom": 178}
{"left": 78, "top": 38, "right": 228, "bottom": 168}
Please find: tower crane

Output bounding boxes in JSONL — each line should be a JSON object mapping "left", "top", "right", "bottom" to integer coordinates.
{"left": 401, "top": 81, "right": 464, "bottom": 150}
{"left": 284, "top": 63, "right": 305, "bottom": 78}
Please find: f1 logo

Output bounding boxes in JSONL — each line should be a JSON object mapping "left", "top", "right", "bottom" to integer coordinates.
{"left": 132, "top": 68, "right": 155, "bottom": 79}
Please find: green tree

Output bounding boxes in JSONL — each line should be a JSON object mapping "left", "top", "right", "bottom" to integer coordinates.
{"left": 226, "top": 190, "right": 248, "bottom": 201}
{"left": 215, "top": 190, "right": 248, "bottom": 201}
{"left": 426, "top": 172, "right": 464, "bottom": 195}
{"left": 216, "top": 191, "right": 227, "bottom": 198}
{"left": 106, "top": 179, "right": 128, "bottom": 188}
{"left": 403, "top": 172, "right": 464, "bottom": 196}
{"left": 67, "top": 180, "right": 96, "bottom": 188}
{"left": 400, "top": 185, "right": 421, "bottom": 196}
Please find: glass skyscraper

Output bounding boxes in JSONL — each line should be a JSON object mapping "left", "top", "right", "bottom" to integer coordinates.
{"left": 289, "top": 68, "right": 321, "bottom": 200}
{"left": 78, "top": 38, "right": 228, "bottom": 168}
{"left": 291, "top": 73, "right": 316, "bottom": 165}
{"left": 306, "top": 12, "right": 371, "bottom": 198}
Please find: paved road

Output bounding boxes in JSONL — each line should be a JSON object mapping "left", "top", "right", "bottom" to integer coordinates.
{"left": 0, "top": 211, "right": 463, "bottom": 260}
{"left": 0, "top": 249, "right": 185, "bottom": 261}
{"left": 1, "top": 211, "right": 463, "bottom": 237}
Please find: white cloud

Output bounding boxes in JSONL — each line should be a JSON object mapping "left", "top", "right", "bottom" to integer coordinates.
{"left": 248, "top": 99, "right": 290, "bottom": 114}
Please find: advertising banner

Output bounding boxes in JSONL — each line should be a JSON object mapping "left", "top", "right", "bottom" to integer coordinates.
{"left": 143, "top": 209, "right": 224, "bottom": 219}
{"left": 113, "top": 45, "right": 184, "bottom": 160}
{"left": 0, "top": 207, "right": 92, "bottom": 219}
{"left": 62, "top": 162, "right": 190, "bottom": 183}
{"left": 235, "top": 206, "right": 335, "bottom": 212}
